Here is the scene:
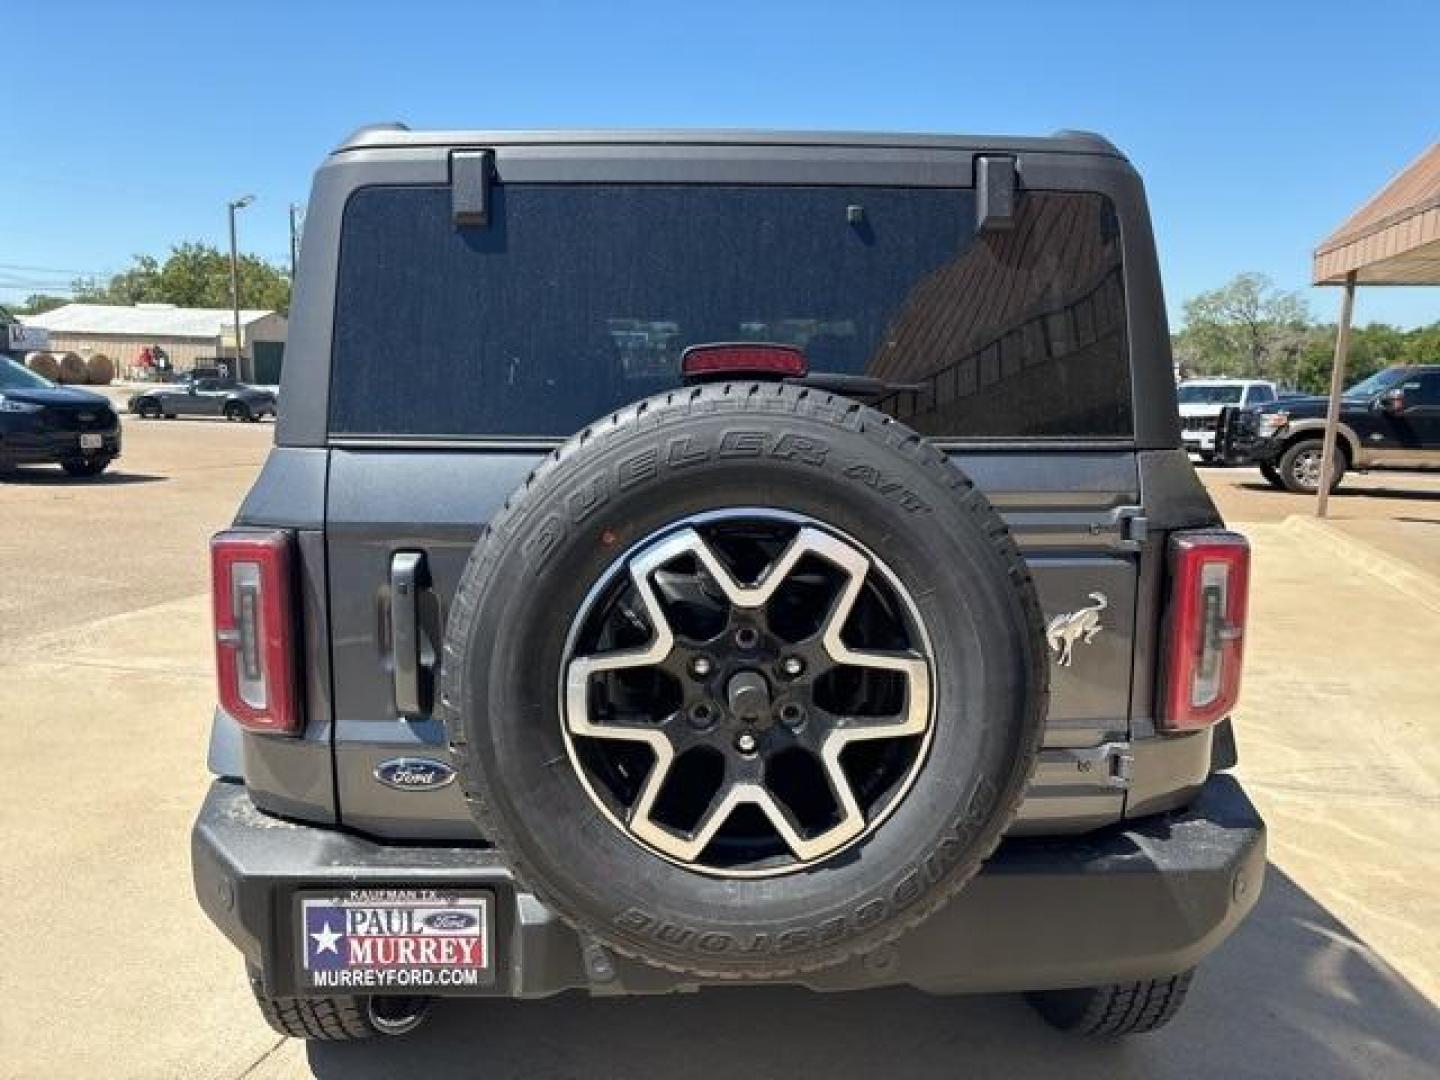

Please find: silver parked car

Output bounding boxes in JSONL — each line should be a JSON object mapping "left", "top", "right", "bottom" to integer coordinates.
{"left": 129, "top": 376, "right": 276, "bottom": 422}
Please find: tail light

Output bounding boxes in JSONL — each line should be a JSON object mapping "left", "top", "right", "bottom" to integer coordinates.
{"left": 1160, "top": 530, "right": 1250, "bottom": 732}
{"left": 211, "top": 529, "right": 300, "bottom": 734}
{"left": 680, "top": 343, "right": 808, "bottom": 381}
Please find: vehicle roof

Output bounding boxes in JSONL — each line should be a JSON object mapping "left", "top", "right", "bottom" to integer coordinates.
{"left": 333, "top": 123, "right": 1125, "bottom": 159}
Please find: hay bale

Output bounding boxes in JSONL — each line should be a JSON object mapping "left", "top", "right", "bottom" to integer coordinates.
{"left": 25, "top": 351, "right": 58, "bottom": 381}
{"left": 84, "top": 353, "right": 115, "bottom": 385}
{"left": 55, "top": 351, "right": 86, "bottom": 384}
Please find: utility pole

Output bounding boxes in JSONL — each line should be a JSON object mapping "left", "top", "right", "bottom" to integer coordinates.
{"left": 288, "top": 203, "right": 303, "bottom": 282}
{"left": 228, "top": 195, "right": 254, "bottom": 382}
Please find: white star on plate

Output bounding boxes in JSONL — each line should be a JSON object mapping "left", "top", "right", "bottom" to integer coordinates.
{"left": 311, "top": 921, "right": 342, "bottom": 956}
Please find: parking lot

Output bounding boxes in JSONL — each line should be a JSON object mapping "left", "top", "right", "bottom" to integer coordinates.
{"left": 2, "top": 418, "right": 1437, "bottom": 1079}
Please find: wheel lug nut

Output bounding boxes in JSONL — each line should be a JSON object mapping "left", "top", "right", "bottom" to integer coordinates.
{"left": 780, "top": 703, "right": 805, "bottom": 729}
{"left": 689, "top": 656, "right": 713, "bottom": 678}
{"left": 735, "top": 732, "right": 758, "bottom": 755}
{"left": 734, "top": 627, "right": 760, "bottom": 650}
{"left": 781, "top": 656, "right": 804, "bottom": 678}
{"left": 689, "top": 703, "right": 715, "bottom": 729}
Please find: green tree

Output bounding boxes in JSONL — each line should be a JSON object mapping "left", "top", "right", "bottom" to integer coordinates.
{"left": 1174, "top": 273, "right": 1311, "bottom": 382}
{"left": 1293, "top": 322, "right": 1423, "bottom": 394}
{"left": 1400, "top": 321, "right": 1440, "bottom": 363}
{"left": 72, "top": 243, "right": 290, "bottom": 313}
{"left": 12, "top": 293, "right": 69, "bottom": 315}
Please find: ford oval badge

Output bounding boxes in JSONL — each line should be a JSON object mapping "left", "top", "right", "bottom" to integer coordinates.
{"left": 424, "top": 911, "right": 478, "bottom": 931}
{"left": 374, "top": 757, "right": 457, "bottom": 792}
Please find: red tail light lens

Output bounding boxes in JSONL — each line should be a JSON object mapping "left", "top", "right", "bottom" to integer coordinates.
{"left": 1161, "top": 530, "right": 1250, "bottom": 732}
{"left": 211, "top": 529, "right": 299, "bottom": 735}
{"left": 680, "top": 343, "right": 808, "bottom": 380}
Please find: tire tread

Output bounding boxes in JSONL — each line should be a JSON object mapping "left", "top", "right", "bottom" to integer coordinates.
{"left": 1027, "top": 970, "right": 1195, "bottom": 1036}
{"left": 249, "top": 973, "right": 376, "bottom": 1040}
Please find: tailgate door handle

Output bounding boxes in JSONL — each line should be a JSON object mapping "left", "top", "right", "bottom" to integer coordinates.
{"left": 390, "top": 552, "right": 426, "bottom": 718}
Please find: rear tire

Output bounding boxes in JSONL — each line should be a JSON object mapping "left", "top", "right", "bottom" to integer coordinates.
{"left": 247, "top": 968, "right": 429, "bottom": 1041}
{"left": 1026, "top": 970, "right": 1195, "bottom": 1036}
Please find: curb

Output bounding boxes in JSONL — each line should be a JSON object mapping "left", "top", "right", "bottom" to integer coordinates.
{"left": 1280, "top": 515, "right": 1440, "bottom": 617}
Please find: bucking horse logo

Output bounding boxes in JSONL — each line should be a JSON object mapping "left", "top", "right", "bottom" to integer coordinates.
{"left": 1046, "top": 592, "right": 1108, "bottom": 667}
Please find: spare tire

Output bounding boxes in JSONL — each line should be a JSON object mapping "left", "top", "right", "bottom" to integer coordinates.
{"left": 440, "top": 383, "right": 1047, "bottom": 978}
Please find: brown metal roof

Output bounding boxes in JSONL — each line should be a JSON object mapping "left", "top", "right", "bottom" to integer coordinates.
{"left": 1314, "top": 142, "right": 1440, "bottom": 285}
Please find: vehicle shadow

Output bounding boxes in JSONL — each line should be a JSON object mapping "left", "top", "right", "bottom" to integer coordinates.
{"left": 1237, "top": 482, "right": 1440, "bottom": 502}
{"left": 305, "top": 866, "right": 1440, "bottom": 1079}
{"left": 0, "top": 468, "right": 166, "bottom": 486}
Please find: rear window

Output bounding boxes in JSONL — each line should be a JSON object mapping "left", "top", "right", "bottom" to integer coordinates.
{"left": 330, "top": 184, "right": 1131, "bottom": 439}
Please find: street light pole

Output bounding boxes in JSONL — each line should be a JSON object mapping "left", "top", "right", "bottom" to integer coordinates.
{"left": 228, "top": 194, "right": 254, "bottom": 382}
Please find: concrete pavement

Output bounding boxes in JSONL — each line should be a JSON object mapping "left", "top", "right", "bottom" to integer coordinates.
{"left": 2, "top": 423, "right": 1437, "bottom": 1078}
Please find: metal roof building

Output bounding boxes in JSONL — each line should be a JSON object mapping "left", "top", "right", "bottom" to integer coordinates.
{"left": 1314, "top": 143, "right": 1440, "bottom": 286}
{"left": 1310, "top": 142, "right": 1440, "bottom": 516}
{"left": 23, "top": 303, "right": 288, "bottom": 381}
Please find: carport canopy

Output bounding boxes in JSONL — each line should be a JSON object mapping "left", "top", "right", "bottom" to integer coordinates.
{"left": 1311, "top": 142, "right": 1440, "bottom": 516}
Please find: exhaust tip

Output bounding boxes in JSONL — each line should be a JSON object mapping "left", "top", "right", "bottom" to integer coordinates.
{"left": 367, "top": 995, "right": 432, "bottom": 1036}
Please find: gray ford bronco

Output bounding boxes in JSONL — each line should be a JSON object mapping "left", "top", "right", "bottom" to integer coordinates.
{"left": 192, "top": 126, "right": 1265, "bottom": 1041}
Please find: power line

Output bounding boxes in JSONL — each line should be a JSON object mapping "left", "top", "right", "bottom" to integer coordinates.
{"left": 0, "top": 261, "right": 113, "bottom": 276}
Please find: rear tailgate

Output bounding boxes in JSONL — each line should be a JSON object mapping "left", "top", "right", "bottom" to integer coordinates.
{"left": 324, "top": 447, "right": 1143, "bottom": 838}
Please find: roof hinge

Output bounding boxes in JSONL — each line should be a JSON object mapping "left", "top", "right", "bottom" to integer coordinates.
{"left": 451, "top": 149, "right": 496, "bottom": 227}
{"left": 975, "top": 154, "right": 1017, "bottom": 232}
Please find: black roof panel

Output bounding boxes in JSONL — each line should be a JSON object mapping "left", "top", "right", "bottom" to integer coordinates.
{"left": 334, "top": 124, "right": 1124, "bottom": 159}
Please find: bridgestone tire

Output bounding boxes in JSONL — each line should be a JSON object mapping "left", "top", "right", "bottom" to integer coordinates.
{"left": 1026, "top": 971, "right": 1196, "bottom": 1035}
{"left": 440, "top": 383, "right": 1048, "bottom": 979}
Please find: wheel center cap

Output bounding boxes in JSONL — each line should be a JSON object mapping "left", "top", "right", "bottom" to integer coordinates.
{"left": 726, "top": 670, "right": 771, "bottom": 728}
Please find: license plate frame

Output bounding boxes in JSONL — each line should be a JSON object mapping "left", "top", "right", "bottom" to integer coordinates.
{"left": 79, "top": 433, "right": 103, "bottom": 451}
{"left": 294, "top": 888, "right": 494, "bottom": 994}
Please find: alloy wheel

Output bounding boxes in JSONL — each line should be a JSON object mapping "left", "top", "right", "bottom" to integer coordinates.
{"left": 560, "top": 511, "right": 934, "bottom": 878}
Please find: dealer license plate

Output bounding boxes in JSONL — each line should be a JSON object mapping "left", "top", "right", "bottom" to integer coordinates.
{"left": 79, "top": 434, "right": 103, "bottom": 450}
{"left": 297, "top": 889, "right": 493, "bottom": 992}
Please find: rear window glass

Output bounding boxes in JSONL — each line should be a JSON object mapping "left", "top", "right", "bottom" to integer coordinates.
{"left": 330, "top": 184, "right": 1131, "bottom": 439}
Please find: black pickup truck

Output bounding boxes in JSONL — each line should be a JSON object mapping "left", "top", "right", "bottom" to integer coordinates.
{"left": 1220, "top": 365, "right": 1440, "bottom": 492}
{"left": 192, "top": 126, "right": 1264, "bottom": 1042}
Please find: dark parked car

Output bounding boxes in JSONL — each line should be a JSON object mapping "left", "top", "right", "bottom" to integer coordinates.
{"left": 1224, "top": 364, "right": 1440, "bottom": 492}
{"left": 129, "top": 377, "right": 276, "bottom": 422}
{"left": 192, "top": 126, "right": 1264, "bottom": 1043}
{"left": 0, "top": 355, "right": 120, "bottom": 477}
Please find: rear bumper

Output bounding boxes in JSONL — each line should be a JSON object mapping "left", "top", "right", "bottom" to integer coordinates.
{"left": 193, "top": 773, "right": 1265, "bottom": 999}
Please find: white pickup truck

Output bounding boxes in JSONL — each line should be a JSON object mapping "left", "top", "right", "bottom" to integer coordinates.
{"left": 1177, "top": 378, "right": 1278, "bottom": 462}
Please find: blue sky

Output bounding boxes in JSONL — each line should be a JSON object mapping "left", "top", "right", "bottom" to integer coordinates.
{"left": 3, "top": 0, "right": 1437, "bottom": 329}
